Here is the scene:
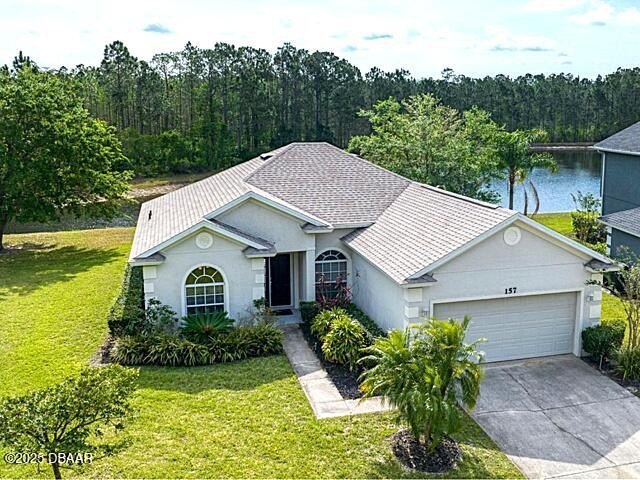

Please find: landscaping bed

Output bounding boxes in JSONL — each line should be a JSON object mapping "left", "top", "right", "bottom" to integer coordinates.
{"left": 581, "top": 356, "right": 640, "bottom": 395}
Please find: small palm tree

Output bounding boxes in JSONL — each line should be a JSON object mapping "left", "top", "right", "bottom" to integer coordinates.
{"left": 359, "top": 317, "right": 484, "bottom": 452}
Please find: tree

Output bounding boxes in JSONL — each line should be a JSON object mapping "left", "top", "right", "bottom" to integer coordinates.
{"left": 0, "top": 365, "right": 138, "bottom": 479}
{"left": 0, "top": 68, "right": 130, "bottom": 250}
{"left": 359, "top": 317, "right": 484, "bottom": 454}
{"left": 348, "top": 94, "right": 502, "bottom": 202}
{"left": 493, "top": 129, "right": 557, "bottom": 211}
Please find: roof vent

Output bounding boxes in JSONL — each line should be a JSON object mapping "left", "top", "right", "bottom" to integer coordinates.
{"left": 148, "top": 210, "right": 152, "bottom": 221}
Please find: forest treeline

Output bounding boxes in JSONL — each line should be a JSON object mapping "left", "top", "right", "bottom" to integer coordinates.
{"left": 12, "top": 41, "right": 640, "bottom": 175}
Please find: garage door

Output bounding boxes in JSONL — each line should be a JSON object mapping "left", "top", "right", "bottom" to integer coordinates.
{"left": 433, "top": 292, "right": 577, "bottom": 362}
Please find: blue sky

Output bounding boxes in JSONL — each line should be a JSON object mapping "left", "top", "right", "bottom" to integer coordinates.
{"left": 1, "top": 0, "right": 639, "bottom": 78}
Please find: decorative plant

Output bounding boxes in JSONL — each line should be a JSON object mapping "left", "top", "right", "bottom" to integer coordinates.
{"left": 0, "top": 366, "right": 138, "bottom": 479}
{"left": 311, "top": 308, "right": 348, "bottom": 341}
{"left": 250, "top": 297, "right": 278, "bottom": 325}
{"left": 359, "top": 317, "right": 485, "bottom": 453}
{"left": 581, "top": 323, "right": 625, "bottom": 369}
{"left": 182, "top": 311, "right": 235, "bottom": 342}
{"left": 322, "top": 315, "right": 366, "bottom": 369}
{"left": 315, "top": 274, "right": 352, "bottom": 310}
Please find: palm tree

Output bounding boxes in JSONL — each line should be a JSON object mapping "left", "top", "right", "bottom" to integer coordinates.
{"left": 359, "top": 317, "right": 485, "bottom": 452}
{"left": 495, "top": 129, "right": 557, "bottom": 211}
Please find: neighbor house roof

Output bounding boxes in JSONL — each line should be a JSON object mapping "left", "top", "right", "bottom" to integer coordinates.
{"left": 594, "top": 121, "right": 640, "bottom": 156}
{"left": 342, "top": 183, "right": 516, "bottom": 283}
{"left": 601, "top": 206, "right": 640, "bottom": 238}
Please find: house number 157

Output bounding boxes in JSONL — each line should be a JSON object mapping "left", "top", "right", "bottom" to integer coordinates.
{"left": 504, "top": 287, "right": 517, "bottom": 295}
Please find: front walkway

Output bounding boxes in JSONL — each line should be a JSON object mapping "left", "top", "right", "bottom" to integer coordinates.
{"left": 472, "top": 356, "right": 640, "bottom": 479}
{"left": 281, "top": 325, "right": 391, "bottom": 419}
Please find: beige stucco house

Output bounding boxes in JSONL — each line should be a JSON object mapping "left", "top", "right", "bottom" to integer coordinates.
{"left": 130, "top": 142, "right": 616, "bottom": 362}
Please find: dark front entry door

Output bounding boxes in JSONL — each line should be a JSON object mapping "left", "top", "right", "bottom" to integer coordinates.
{"left": 266, "top": 254, "right": 292, "bottom": 308}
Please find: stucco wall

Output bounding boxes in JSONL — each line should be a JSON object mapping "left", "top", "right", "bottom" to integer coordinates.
{"left": 143, "top": 229, "right": 259, "bottom": 321}
{"left": 217, "top": 199, "right": 313, "bottom": 252}
{"left": 414, "top": 222, "right": 601, "bottom": 350}
{"left": 350, "top": 251, "right": 405, "bottom": 332}
{"left": 602, "top": 152, "right": 640, "bottom": 215}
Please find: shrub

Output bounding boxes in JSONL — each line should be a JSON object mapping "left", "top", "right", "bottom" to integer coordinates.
{"left": 571, "top": 191, "right": 606, "bottom": 244}
{"left": 615, "top": 347, "right": 640, "bottom": 381}
{"left": 360, "top": 317, "right": 484, "bottom": 452}
{"left": 345, "top": 303, "right": 386, "bottom": 339}
{"left": 322, "top": 316, "right": 366, "bottom": 368}
{"left": 144, "top": 298, "right": 180, "bottom": 335}
{"left": 112, "top": 324, "right": 283, "bottom": 366}
{"left": 182, "top": 311, "right": 235, "bottom": 342}
{"left": 249, "top": 298, "right": 278, "bottom": 325}
{"left": 300, "top": 301, "right": 320, "bottom": 324}
{"left": 108, "top": 265, "right": 145, "bottom": 336}
{"left": 311, "top": 308, "right": 348, "bottom": 341}
{"left": 0, "top": 365, "right": 138, "bottom": 479}
{"left": 582, "top": 323, "right": 625, "bottom": 369}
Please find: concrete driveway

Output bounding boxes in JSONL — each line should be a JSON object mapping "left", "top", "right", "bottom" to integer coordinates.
{"left": 472, "top": 356, "right": 640, "bottom": 479}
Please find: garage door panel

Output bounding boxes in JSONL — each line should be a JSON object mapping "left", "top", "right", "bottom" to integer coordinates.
{"left": 434, "top": 293, "right": 577, "bottom": 362}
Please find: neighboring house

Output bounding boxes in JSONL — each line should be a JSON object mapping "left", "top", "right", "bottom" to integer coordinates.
{"left": 595, "top": 121, "right": 640, "bottom": 258}
{"left": 130, "top": 142, "right": 616, "bottom": 362}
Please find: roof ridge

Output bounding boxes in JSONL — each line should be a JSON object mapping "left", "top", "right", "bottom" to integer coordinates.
{"left": 245, "top": 143, "right": 299, "bottom": 182}
{"left": 412, "top": 182, "right": 504, "bottom": 210}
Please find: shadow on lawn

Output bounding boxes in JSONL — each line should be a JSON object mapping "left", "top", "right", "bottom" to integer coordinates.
{"left": 135, "top": 356, "right": 295, "bottom": 394}
{"left": 0, "top": 244, "right": 123, "bottom": 299}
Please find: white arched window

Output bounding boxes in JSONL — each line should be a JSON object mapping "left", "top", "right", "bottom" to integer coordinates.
{"left": 315, "top": 250, "right": 348, "bottom": 298}
{"left": 185, "top": 266, "right": 225, "bottom": 315}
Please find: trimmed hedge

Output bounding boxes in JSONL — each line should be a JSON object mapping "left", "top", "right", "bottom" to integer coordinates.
{"left": 112, "top": 324, "right": 284, "bottom": 366}
{"left": 108, "top": 265, "right": 145, "bottom": 336}
{"left": 300, "top": 301, "right": 320, "bottom": 324}
{"left": 582, "top": 323, "right": 625, "bottom": 368}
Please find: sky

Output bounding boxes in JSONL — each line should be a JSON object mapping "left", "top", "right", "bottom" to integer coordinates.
{"left": 1, "top": 0, "right": 639, "bottom": 79}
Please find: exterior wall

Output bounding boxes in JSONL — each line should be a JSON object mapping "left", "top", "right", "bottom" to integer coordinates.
{"left": 143, "top": 229, "right": 263, "bottom": 321}
{"left": 416, "top": 222, "right": 601, "bottom": 354}
{"left": 217, "top": 199, "right": 313, "bottom": 252}
{"left": 350, "top": 251, "right": 405, "bottom": 332}
{"left": 610, "top": 228, "right": 640, "bottom": 259}
{"left": 602, "top": 152, "right": 640, "bottom": 215}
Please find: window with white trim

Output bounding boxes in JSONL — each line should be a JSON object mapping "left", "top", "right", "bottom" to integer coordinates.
{"left": 185, "top": 266, "right": 225, "bottom": 315}
{"left": 315, "top": 250, "right": 348, "bottom": 298}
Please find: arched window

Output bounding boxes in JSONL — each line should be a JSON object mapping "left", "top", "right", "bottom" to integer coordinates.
{"left": 185, "top": 266, "right": 225, "bottom": 315}
{"left": 315, "top": 250, "right": 348, "bottom": 298}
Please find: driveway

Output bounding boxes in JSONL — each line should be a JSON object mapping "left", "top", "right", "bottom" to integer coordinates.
{"left": 472, "top": 356, "right": 640, "bottom": 479}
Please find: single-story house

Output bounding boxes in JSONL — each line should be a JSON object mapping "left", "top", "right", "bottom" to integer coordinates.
{"left": 130, "top": 142, "right": 616, "bottom": 362}
{"left": 595, "top": 121, "right": 640, "bottom": 257}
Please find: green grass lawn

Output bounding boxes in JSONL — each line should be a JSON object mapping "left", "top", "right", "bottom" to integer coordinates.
{"left": 0, "top": 228, "right": 521, "bottom": 479}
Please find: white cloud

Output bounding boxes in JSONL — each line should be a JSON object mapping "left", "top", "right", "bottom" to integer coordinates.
{"left": 523, "top": 0, "right": 586, "bottom": 13}
{"left": 570, "top": 0, "right": 640, "bottom": 26}
{"left": 483, "top": 26, "right": 555, "bottom": 53}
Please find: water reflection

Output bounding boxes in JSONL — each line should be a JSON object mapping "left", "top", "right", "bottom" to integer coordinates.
{"left": 490, "top": 150, "right": 602, "bottom": 212}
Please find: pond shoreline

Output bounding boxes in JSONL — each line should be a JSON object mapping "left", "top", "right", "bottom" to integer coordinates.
{"left": 531, "top": 143, "right": 595, "bottom": 152}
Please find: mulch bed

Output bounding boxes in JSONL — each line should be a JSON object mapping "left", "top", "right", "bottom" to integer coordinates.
{"left": 391, "top": 429, "right": 462, "bottom": 473}
{"left": 89, "top": 334, "right": 115, "bottom": 366}
{"left": 581, "top": 356, "right": 640, "bottom": 395}
{"left": 300, "top": 321, "right": 363, "bottom": 399}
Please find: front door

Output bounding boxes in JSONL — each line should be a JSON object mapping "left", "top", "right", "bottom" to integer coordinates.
{"left": 266, "top": 254, "right": 292, "bottom": 308}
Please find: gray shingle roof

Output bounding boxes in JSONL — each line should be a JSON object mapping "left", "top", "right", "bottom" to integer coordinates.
{"left": 130, "top": 142, "right": 517, "bottom": 282}
{"left": 594, "top": 121, "right": 640, "bottom": 155}
{"left": 245, "top": 143, "right": 410, "bottom": 225}
{"left": 601, "top": 206, "right": 640, "bottom": 237}
{"left": 342, "top": 183, "right": 516, "bottom": 283}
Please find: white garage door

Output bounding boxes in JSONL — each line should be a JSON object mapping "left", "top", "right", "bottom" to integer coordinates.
{"left": 433, "top": 292, "right": 577, "bottom": 362}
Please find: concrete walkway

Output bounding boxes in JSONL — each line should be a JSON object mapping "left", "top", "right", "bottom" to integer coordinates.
{"left": 472, "top": 356, "right": 640, "bottom": 479}
{"left": 281, "top": 325, "right": 391, "bottom": 419}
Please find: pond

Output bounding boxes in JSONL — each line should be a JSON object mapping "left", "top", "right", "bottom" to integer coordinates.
{"left": 490, "top": 149, "right": 602, "bottom": 213}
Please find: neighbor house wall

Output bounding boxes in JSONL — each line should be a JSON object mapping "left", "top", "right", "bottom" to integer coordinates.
{"left": 602, "top": 152, "right": 640, "bottom": 215}
{"left": 143, "top": 229, "right": 260, "bottom": 321}
{"left": 417, "top": 221, "right": 601, "bottom": 341}
{"left": 610, "top": 228, "right": 640, "bottom": 259}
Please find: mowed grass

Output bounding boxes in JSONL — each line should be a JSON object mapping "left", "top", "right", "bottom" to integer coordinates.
{"left": 0, "top": 228, "right": 522, "bottom": 479}
{"left": 534, "top": 212, "right": 625, "bottom": 323}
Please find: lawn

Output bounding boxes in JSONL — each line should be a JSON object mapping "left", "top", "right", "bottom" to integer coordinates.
{"left": 0, "top": 228, "right": 522, "bottom": 479}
